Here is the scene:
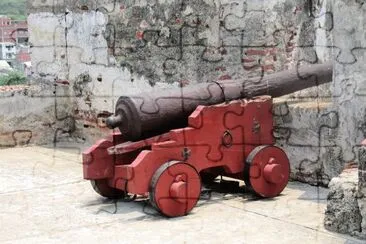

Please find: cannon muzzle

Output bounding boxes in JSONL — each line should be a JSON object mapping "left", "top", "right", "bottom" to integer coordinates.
{"left": 106, "top": 114, "right": 123, "bottom": 129}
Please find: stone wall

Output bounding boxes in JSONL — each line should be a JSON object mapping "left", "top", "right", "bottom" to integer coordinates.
{"left": 358, "top": 143, "right": 366, "bottom": 238}
{"left": 0, "top": 85, "right": 75, "bottom": 147}
{"left": 26, "top": 0, "right": 326, "bottom": 130}
{"left": 273, "top": 97, "right": 341, "bottom": 186}
{"left": 324, "top": 144, "right": 366, "bottom": 239}
{"left": 361, "top": 145, "right": 366, "bottom": 186}
{"left": 323, "top": 0, "right": 366, "bottom": 239}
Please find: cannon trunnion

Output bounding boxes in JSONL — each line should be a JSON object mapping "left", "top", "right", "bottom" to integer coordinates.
{"left": 83, "top": 96, "right": 290, "bottom": 217}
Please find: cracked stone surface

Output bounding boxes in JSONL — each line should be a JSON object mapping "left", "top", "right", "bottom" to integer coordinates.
{"left": 324, "top": 168, "right": 366, "bottom": 240}
{"left": 324, "top": 169, "right": 364, "bottom": 238}
{"left": 0, "top": 144, "right": 364, "bottom": 243}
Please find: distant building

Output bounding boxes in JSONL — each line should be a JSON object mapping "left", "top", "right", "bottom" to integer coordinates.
{"left": 16, "top": 45, "right": 31, "bottom": 62}
{"left": 0, "top": 16, "right": 30, "bottom": 74}
{"left": 0, "top": 16, "right": 28, "bottom": 44}
{"left": 0, "top": 42, "right": 16, "bottom": 60}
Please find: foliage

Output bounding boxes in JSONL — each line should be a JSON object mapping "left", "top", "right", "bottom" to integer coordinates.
{"left": 0, "top": 0, "right": 26, "bottom": 20}
{"left": 0, "top": 71, "right": 26, "bottom": 86}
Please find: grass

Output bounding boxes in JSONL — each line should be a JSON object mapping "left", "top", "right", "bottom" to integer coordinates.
{"left": 0, "top": 0, "right": 27, "bottom": 20}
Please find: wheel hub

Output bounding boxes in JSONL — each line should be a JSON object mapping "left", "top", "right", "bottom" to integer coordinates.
{"left": 263, "top": 163, "right": 284, "bottom": 184}
{"left": 170, "top": 181, "right": 187, "bottom": 203}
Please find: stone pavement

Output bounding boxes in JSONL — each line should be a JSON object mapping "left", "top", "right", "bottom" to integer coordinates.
{"left": 0, "top": 144, "right": 363, "bottom": 244}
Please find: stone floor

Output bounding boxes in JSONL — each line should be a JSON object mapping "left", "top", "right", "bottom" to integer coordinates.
{"left": 0, "top": 144, "right": 364, "bottom": 244}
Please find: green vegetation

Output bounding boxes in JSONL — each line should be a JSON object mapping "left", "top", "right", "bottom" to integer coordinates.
{"left": 0, "top": 71, "right": 26, "bottom": 86}
{"left": 0, "top": 0, "right": 27, "bottom": 20}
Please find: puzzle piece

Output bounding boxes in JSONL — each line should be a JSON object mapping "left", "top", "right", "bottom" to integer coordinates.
{"left": 224, "top": 10, "right": 266, "bottom": 44}
{"left": 0, "top": 130, "right": 32, "bottom": 147}
{"left": 272, "top": 100, "right": 341, "bottom": 183}
{"left": 330, "top": 1, "right": 366, "bottom": 65}
{"left": 65, "top": 0, "right": 118, "bottom": 13}
{"left": 28, "top": 13, "right": 68, "bottom": 80}
{"left": 27, "top": 0, "right": 66, "bottom": 14}
{"left": 65, "top": 11, "right": 110, "bottom": 66}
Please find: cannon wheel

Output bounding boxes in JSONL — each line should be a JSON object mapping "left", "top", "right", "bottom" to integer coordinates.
{"left": 91, "top": 179, "right": 126, "bottom": 199}
{"left": 243, "top": 145, "right": 290, "bottom": 198}
{"left": 149, "top": 161, "right": 201, "bottom": 217}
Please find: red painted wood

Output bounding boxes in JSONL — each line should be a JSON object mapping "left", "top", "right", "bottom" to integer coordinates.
{"left": 83, "top": 96, "right": 290, "bottom": 216}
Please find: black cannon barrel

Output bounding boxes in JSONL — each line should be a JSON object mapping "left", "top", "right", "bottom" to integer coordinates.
{"left": 106, "top": 62, "right": 333, "bottom": 141}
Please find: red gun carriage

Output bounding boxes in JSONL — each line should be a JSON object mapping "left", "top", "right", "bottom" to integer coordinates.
{"left": 83, "top": 96, "right": 290, "bottom": 217}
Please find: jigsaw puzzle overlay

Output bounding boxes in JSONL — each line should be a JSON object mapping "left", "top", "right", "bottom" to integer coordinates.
{"left": 0, "top": 0, "right": 366, "bottom": 239}
{"left": 24, "top": 0, "right": 340, "bottom": 184}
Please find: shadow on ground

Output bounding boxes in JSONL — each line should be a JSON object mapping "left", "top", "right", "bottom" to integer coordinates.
{"left": 81, "top": 178, "right": 313, "bottom": 221}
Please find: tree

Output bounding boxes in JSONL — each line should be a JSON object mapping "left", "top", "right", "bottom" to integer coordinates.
{"left": 0, "top": 71, "right": 26, "bottom": 86}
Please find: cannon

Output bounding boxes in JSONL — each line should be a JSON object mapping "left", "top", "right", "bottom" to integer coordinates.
{"left": 83, "top": 62, "right": 333, "bottom": 217}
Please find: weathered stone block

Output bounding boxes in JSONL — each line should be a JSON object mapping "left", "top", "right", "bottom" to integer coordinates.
{"left": 273, "top": 98, "right": 343, "bottom": 186}
{"left": 324, "top": 169, "right": 365, "bottom": 239}
{"left": 323, "top": 142, "right": 366, "bottom": 239}
{"left": 360, "top": 145, "right": 366, "bottom": 190}
{"left": 358, "top": 145, "right": 366, "bottom": 236}
{"left": 0, "top": 85, "right": 75, "bottom": 146}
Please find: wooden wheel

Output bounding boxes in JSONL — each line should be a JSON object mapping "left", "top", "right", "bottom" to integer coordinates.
{"left": 91, "top": 179, "right": 125, "bottom": 199}
{"left": 244, "top": 145, "right": 290, "bottom": 197}
{"left": 149, "top": 161, "right": 201, "bottom": 217}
